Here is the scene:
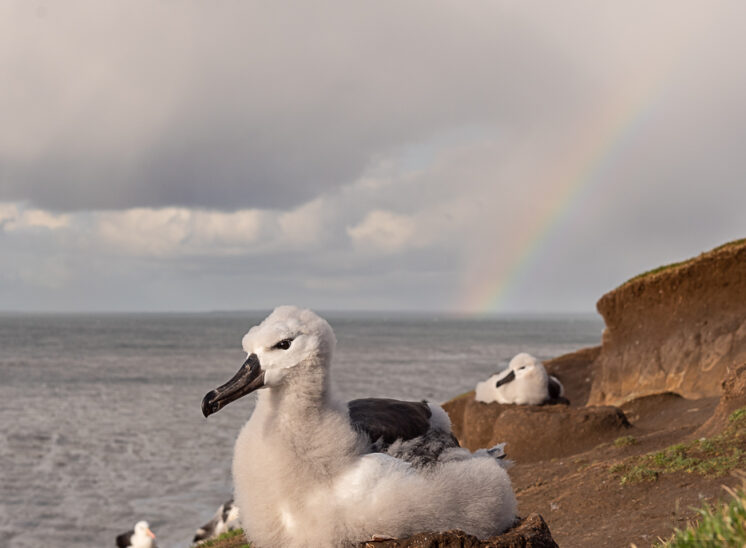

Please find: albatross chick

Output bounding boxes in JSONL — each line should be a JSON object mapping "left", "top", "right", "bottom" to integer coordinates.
{"left": 202, "top": 306, "right": 516, "bottom": 548}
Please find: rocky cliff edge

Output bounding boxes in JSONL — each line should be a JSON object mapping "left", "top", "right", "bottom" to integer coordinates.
{"left": 588, "top": 238, "right": 746, "bottom": 405}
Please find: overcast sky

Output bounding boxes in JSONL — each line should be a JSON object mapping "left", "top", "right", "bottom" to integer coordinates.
{"left": 1, "top": 1, "right": 745, "bottom": 314}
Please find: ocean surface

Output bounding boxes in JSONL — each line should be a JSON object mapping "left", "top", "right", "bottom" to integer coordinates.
{"left": 0, "top": 312, "right": 604, "bottom": 548}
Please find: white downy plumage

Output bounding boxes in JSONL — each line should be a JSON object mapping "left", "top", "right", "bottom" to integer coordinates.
{"left": 202, "top": 306, "right": 516, "bottom": 548}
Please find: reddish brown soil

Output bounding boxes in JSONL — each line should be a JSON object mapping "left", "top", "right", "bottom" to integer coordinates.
{"left": 361, "top": 513, "right": 556, "bottom": 547}
{"left": 441, "top": 361, "right": 746, "bottom": 546}
{"left": 509, "top": 393, "right": 737, "bottom": 548}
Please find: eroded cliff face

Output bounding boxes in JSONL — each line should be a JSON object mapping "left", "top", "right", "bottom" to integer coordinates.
{"left": 587, "top": 240, "right": 746, "bottom": 406}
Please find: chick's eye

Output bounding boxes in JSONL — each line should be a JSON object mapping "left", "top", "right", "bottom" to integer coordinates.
{"left": 273, "top": 338, "right": 293, "bottom": 350}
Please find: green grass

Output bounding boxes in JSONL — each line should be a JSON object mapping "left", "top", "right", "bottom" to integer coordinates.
{"left": 611, "top": 407, "right": 746, "bottom": 486}
{"left": 729, "top": 408, "right": 746, "bottom": 423}
{"left": 627, "top": 260, "right": 690, "bottom": 284}
{"left": 658, "top": 473, "right": 746, "bottom": 547}
{"left": 614, "top": 435, "right": 638, "bottom": 448}
{"left": 623, "top": 237, "right": 746, "bottom": 286}
{"left": 710, "top": 237, "right": 746, "bottom": 254}
{"left": 195, "top": 528, "right": 251, "bottom": 548}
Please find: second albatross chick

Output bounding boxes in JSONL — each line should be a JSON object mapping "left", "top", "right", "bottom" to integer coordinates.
{"left": 475, "top": 352, "right": 567, "bottom": 405}
{"left": 202, "top": 306, "right": 517, "bottom": 548}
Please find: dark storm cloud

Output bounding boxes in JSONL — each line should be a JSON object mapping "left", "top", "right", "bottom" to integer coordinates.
{"left": 0, "top": 1, "right": 581, "bottom": 211}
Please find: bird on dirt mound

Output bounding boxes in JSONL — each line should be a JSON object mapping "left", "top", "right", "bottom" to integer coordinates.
{"left": 202, "top": 306, "right": 517, "bottom": 548}
{"left": 475, "top": 352, "right": 567, "bottom": 405}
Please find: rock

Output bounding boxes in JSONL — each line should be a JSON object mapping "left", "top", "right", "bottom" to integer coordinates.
{"left": 358, "top": 513, "right": 558, "bottom": 548}
{"left": 442, "top": 395, "right": 630, "bottom": 462}
{"left": 587, "top": 239, "right": 746, "bottom": 406}
{"left": 694, "top": 362, "right": 746, "bottom": 437}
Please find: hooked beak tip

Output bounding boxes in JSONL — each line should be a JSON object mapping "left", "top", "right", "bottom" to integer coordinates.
{"left": 201, "top": 391, "right": 219, "bottom": 418}
{"left": 202, "top": 354, "right": 264, "bottom": 416}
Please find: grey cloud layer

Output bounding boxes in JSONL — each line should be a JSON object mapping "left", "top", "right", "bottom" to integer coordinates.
{"left": 1, "top": 1, "right": 746, "bottom": 312}
{"left": 0, "top": 1, "right": 579, "bottom": 211}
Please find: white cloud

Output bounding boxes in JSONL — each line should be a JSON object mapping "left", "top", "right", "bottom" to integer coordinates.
{"left": 94, "top": 207, "right": 265, "bottom": 256}
{"left": 0, "top": 202, "right": 70, "bottom": 231}
{"left": 347, "top": 210, "right": 417, "bottom": 253}
{"left": 0, "top": 203, "right": 19, "bottom": 224}
{"left": 277, "top": 199, "right": 326, "bottom": 247}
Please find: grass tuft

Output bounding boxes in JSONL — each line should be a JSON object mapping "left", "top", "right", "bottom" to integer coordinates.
{"left": 620, "top": 466, "right": 658, "bottom": 485}
{"left": 659, "top": 472, "right": 746, "bottom": 547}
{"left": 729, "top": 407, "right": 746, "bottom": 423}
{"left": 614, "top": 435, "right": 638, "bottom": 448}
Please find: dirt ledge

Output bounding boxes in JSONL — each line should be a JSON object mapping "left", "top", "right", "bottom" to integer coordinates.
{"left": 589, "top": 238, "right": 746, "bottom": 405}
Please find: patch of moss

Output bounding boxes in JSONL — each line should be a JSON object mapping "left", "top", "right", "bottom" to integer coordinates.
{"left": 611, "top": 407, "right": 746, "bottom": 485}
{"left": 710, "top": 237, "right": 746, "bottom": 254}
{"left": 620, "top": 466, "right": 658, "bottom": 485}
{"left": 614, "top": 435, "right": 638, "bottom": 447}
{"left": 196, "top": 529, "right": 251, "bottom": 548}
{"left": 609, "top": 463, "right": 625, "bottom": 474}
{"left": 623, "top": 237, "right": 746, "bottom": 286}
{"left": 729, "top": 407, "right": 746, "bottom": 423}
{"left": 627, "top": 260, "right": 690, "bottom": 284}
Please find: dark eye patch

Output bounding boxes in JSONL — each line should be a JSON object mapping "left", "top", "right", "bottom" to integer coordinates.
{"left": 272, "top": 338, "right": 294, "bottom": 350}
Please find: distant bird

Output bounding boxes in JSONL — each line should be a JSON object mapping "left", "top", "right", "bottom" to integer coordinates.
{"left": 202, "top": 306, "right": 517, "bottom": 548}
{"left": 475, "top": 352, "right": 567, "bottom": 405}
{"left": 193, "top": 498, "right": 240, "bottom": 545}
{"left": 115, "top": 521, "right": 157, "bottom": 548}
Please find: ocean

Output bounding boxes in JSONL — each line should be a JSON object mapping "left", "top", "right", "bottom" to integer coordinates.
{"left": 0, "top": 312, "right": 603, "bottom": 548}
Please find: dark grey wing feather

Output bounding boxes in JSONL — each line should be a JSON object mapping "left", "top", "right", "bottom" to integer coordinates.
{"left": 348, "top": 398, "right": 432, "bottom": 445}
{"left": 193, "top": 500, "right": 228, "bottom": 543}
{"left": 116, "top": 531, "right": 133, "bottom": 548}
{"left": 221, "top": 498, "right": 234, "bottom": 524}
{"left": 547, "top": 377, "right": 562, "bottom": 400}
{"left": 545, "top": 376, "right": 570, "bottom": 405}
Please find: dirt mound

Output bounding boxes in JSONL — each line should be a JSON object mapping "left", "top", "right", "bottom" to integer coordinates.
{"left": 543, "top": 345, "right": 600, "bottom": 406}
{"left": 619, "top": 392, "right": 689, "bottom": 429}
{"left": 695, "top": 362, "right": 746, "bottom": 437}
{"left": 359, "top": 513, "right": 557, "bottom": 548}
{"left": 442, "top": 394, "right": 630, "bottom": 462}
{"left": 588, "top": 239, "right": 746, "bottom": 406}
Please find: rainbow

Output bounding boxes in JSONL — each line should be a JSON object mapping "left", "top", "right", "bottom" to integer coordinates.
{"left": 454, "top": 22, "right": 704, "bottom": 314}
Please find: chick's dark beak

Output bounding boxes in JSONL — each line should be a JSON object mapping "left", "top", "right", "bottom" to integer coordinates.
{"left": 202, "top": 354, "right": 265, "bottom": 417}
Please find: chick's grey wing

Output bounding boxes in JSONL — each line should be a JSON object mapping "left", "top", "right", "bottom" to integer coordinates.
{"left": 347, "top": 398, "right": 433, "bottom": 445}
